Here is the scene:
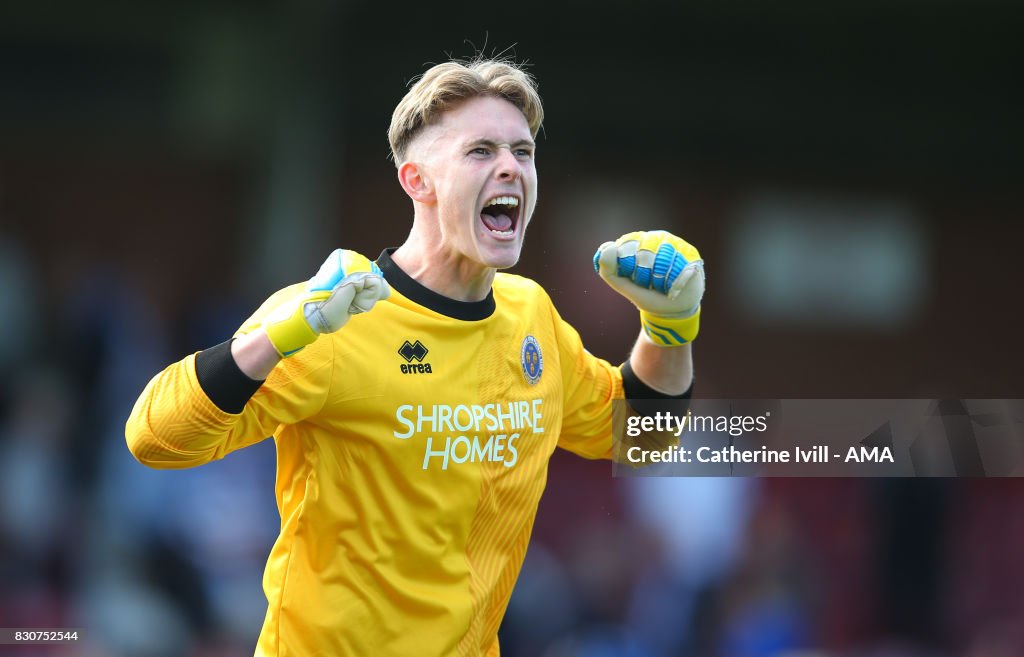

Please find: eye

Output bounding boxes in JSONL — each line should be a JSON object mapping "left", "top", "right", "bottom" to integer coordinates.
{"left": 514, "top": 148, "right": 534, "bottom": 159}
{"left": 469, "top": 147, "right": 491, "bottom": 156}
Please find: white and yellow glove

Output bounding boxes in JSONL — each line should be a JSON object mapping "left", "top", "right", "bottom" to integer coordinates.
{"left": 593, "top": 230, "right": 704, "bottom": 346}
{"left": 261, "top": 249, "right": 390, "bottom": 357}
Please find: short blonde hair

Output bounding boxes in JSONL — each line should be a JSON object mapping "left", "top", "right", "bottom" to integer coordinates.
{"left": 388, "top": 58, "right": 544, "bottom": 164}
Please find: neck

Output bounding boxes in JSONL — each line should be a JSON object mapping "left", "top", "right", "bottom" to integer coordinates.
{"left": 391, "top": 222, "right": 495, "bottom": 303}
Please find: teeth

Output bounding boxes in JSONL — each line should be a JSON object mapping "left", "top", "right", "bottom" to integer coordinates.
{"left": 485, "top": 195, "right": 519, "bottom": 208}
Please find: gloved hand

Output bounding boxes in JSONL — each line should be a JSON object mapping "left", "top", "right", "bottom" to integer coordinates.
{"left": 593, "top": 230, "right": 704, "bottom": 346}
{"left": 261, "top": 249, "right": 390, "bottom": 357}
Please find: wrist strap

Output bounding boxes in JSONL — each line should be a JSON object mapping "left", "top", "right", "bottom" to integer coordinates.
{"left": 640, "top": 307, "right": 700, "bottom": 346}
{"left": 262, "top": 301, "right": 320, "bottom": 358}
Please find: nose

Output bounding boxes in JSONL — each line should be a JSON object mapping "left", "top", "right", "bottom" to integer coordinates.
{"left": 495, "top": 147, "right": 521, "bottom": 182}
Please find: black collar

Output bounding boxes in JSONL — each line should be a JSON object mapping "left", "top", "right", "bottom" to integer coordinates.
{"left": 376, "top": 248, "right": 496, "bottom": 321}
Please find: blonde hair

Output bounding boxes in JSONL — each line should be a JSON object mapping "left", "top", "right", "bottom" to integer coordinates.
{"left": 387, "top": 58, "right": 544, "bottom": 164}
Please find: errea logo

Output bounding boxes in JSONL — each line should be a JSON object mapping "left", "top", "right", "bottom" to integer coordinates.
{"left": 398, "top": 340, "right": 432, "bottom": 374}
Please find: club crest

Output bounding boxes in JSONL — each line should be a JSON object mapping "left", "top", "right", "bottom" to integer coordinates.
{"left": 520, "top": 335, "right": 543, "bottom": 385}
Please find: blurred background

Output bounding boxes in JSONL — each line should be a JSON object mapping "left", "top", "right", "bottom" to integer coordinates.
{"left": 1, "top": 1, "right": 1022, "bottom": 655}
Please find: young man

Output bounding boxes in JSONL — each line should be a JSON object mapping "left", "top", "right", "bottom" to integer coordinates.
{"left": 126, "top": 58, "right": 705, "bottom": 657}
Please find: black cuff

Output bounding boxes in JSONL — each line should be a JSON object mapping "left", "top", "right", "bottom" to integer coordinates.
{"left": 621, "top": 360, "right": 693, "bottom": 418}
{"left": 194, "top": 340, "right": 264, "bottom": 414}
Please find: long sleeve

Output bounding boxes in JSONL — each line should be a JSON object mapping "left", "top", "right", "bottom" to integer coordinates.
{"left": 550, "top": 301, "right": 624, "bottom": 460}
{"left": 125, "top": 321, "right": 335, "bottom": 469}
{"left": 550, "top": 301, "right": 692, "bottom": 462}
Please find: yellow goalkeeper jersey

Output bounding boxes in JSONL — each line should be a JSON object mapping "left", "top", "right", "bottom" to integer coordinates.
{"left": 126, "top": 250, "right": 624, "bottom": 657}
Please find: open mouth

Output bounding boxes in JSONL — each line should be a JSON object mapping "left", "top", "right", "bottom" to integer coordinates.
{"left": 480, "top": 195, "right": 521, "bottom": 237}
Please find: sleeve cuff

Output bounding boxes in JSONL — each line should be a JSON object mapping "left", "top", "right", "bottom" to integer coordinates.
{"left": 621, "top": 359, "right": 693, "bottom": 417}
{"left": 194, "top": 340, "right": 264, "bottom": 414}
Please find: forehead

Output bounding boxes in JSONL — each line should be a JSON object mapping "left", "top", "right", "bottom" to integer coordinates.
{"left": 432, "top": 95, "right": 532, "bottom": 145}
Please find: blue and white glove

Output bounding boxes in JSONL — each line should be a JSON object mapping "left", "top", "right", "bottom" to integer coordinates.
{"left": 593, "top": 230, "right": 705, "bottom": 346}
{"left": 261, "top": 249, "right": 390, "bottom": 357}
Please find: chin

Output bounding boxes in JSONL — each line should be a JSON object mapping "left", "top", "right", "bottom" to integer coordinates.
{"left": 477, "top": 245, "right": 523, "bottom": 270}
{"left": 492, "top": 258, "right": 520, "bottom": 271}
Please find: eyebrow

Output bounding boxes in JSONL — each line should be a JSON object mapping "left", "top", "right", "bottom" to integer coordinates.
{"left": 465, "top": 138, "right": 536, "bottom": 150}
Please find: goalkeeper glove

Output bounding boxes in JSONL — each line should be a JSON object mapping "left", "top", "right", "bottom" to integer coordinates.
{"left": 593, "top": 230, "right": 705, "bottom": 346}
{"left": 261, "top": 249, "right": 390, "bottom": 357}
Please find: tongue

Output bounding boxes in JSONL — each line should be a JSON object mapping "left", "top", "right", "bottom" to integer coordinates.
{"left": 481, "top": 212, "right": 513, "bottom": 232}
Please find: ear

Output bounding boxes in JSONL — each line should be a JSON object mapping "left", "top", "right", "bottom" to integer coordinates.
{"left": 397, "top": 161, "right": 435, "bottom": 204}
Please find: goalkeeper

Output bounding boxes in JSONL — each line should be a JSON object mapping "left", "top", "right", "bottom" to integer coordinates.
{"left": 126, "top": 57, "right": 704, "bottom": 657}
